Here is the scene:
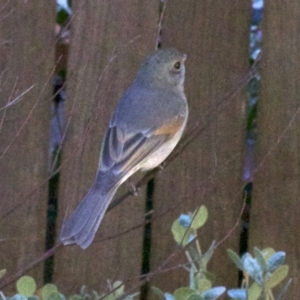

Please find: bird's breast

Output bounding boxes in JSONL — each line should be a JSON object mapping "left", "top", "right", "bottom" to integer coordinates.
{"left": 140, "top": 112, "right": 188, "bottom": 171}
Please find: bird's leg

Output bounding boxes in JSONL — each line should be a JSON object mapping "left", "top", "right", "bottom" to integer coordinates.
{"left": 127, "top": 178, "right": 138, "bottom": 196}
{"left": 158, "top": 161, "right": 167, "bottom": 171}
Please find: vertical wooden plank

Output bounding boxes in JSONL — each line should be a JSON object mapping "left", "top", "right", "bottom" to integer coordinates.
{"left": 0, "top": 0, "right": 55, "bottom": 291}
{"left": 149, "top": 0, "right": 251, "bottom": 294}
{"left": 249, "top": 1, "right": 300, "bottom": 297}
{"left": 54, "top": 0, "right": 159, "bottom": 294}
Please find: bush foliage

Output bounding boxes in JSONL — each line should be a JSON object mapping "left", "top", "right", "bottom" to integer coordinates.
{"left": 0, "top": 206, "right": 290, "bottom": 300}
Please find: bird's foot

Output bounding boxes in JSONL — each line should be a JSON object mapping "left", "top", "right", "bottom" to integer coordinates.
{"left": 128, "top": 179, "right": 138, "bottom": 196}
{"left": 158, "top": 161, "right": 166, "bottom": 171}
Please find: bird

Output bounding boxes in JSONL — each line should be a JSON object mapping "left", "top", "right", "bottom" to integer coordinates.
{"left": 60, "top": 48, "right": 189, "bottom": 249}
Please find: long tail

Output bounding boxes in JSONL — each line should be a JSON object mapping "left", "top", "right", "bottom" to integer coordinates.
{"left": 60, "top": 183, "right": 118, "bottom": 249}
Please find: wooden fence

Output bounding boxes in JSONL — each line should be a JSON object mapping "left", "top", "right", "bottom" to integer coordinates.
{"left": 0, "top": 0, "right": 299, "bottom": 299}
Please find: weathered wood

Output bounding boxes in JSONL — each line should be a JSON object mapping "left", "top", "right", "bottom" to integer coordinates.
{"left": 54, "top": 0, "right": 159, "bottom": 294}
{"left": 249, "top": 1, "right": 300, "bottom": 297}
{"left": 0, "top": 0, "right": 55, "bottom": 292}
{"left": 149, "top": 0, "right": 251, "bottom": 295}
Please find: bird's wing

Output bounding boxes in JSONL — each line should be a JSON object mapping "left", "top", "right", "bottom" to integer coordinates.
{"left": 97, "top": 115, "right": 185, "bottom": 186}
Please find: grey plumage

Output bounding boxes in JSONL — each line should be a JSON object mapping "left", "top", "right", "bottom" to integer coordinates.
{"left": 60, "top": 48, "right": 188, "bottom": 249}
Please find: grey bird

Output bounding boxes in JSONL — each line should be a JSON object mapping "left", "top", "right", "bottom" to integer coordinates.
{"left": 60, "top": 48, "right": 189, "bottom": 249}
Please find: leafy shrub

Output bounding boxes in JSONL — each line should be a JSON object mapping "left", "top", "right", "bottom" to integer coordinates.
{"left": 0, "top": 275, "right": 136, "bottom": 300}
{"left": 152, "top": 206, "right": 226, "bottom": 300}
{"left": 0, "top": 206, "right": 291, "bottom": 300}
{"left": 227, "top": 247, "right": 291, "bottom": 300}
{"left": 152, "top": 206, "right": 291, "bottom": 300}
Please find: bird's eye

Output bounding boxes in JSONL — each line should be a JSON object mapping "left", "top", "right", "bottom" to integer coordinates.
{"left": 173, "top": 61, "right": 181, "bottom": 70}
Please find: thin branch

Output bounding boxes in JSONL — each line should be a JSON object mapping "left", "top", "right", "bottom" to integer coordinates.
{"left": 215, "top": 196, "right": 246, "bottom": 248}
{"left": 0, "top": 64, "right": 54, "bottom": 160}
{"left": 155, "top": 0, "right": 167, "bottom": 50}
{"left": 0, "top": 243, "right": 63, "bottom": 289}
{"left": 0, "top": 85, "right": 35, "bottom": 112}
{"left": 253, "top": 98, "right": 300, "bottom": 175}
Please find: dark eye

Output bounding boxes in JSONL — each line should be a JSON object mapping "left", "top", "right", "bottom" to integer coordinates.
{"left": 173, "top": 61, "right": 181, "bottom": 70}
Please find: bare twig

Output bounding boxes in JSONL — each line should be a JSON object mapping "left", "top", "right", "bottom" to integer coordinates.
{"left": 0, "top": 64, "right": 55, "bottom": 160}
{"left": 0, "top": 243, "right": 63, "bottom": 289}
{"left": 215, "top": 196, "right": 247, "bottom": 248}
{"left": 155, "top": 0, "right": 167, "bottom": 50}
{"left": 0, "top": 85, "right": 35, "bottom": 112}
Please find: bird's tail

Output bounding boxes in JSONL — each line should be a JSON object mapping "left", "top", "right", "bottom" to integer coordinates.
{"left": 60, "top": 183, "right": 118, "bottom": 249}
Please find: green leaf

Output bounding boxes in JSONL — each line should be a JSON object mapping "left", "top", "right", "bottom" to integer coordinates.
{"left": 197, "top": 279, "right": 212, "bottom": 294}
{"left": 123, "top": 294, "right": 139, "bottom": 300}
{"left": 174, "top": 287, "right": 196, "bottom": 300}
{"left": 227, "top": 288, "right": 246, "bottom": 299}
{"left": 151, "top": 287, "right": 165, "bottom": 300}
{"left": 165, "top": 293, "right": 175, "bottom": 300}
{"left": 16, "top": 276, "right": 37, "bottom": 297}
{"left": 102, "top": 294, "right": 114, "bottom": 300}
{"left": 10, "top": 294, "right": 28, "bottom": 300}
{"left": 112, "top": 281, "right": 124, "bottom": 297}
{"left": 188, "top": 246, "right": 201, "bottom": 264}
{"left": 42, "top": 284, "right": 59, "bottom": 300}
{"left": 261, "top": 248, "right": 275, "bottom": 261}
{"left": 191, "top": 206, "right": 208, "bottom": 229}
{"left": 92, "top": 291, "right": 101, "bottom": 300}
{"left": 48, "top": 292, "right": 63, "bottom": 300}
{"left": 254, "top": 247, "right": 267, "bottom": 272}
{"left": 68, "top": 295, "right": 82, "bottom": 300}
{"left": 186, "top": 294, "right": 203, "bottom": 300}
{"left": 200, "top": 287, "right": 225, "bottom": 299}
{"left": 227, "top": 249, "right": 243, "bottom": 270}
{"left": 201, "top": 272, "right": 215, "bottom": 284}
{"left": 172, "top": 219, "right": 193, "bottom": 246}
{"left": 28, "top": 296, "right": 40, "bottom": 300}
{"left": 0, "top": 269, "right": 6, "bottom": 279}
{"left": 80, "top": 286, "right": 88, "bottom": 296}
{"left": 201, "top": 241, "right": 216, "bottom": 267}
{"left": 248, "top": 282, "right": 262, "bottom": 300}
{"left": 267, "top": 252, "right": 285, "bottom": 272}
{"left": 265, "top": 265, "right": 289, "bottom": 288}
{"left": 242, "top": 254, "right": 262, "bottom": 285}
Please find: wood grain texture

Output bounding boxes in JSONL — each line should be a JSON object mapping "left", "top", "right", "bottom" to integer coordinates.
{"left": 149, "top": 0, "right": 251, "bottom": 296}
{"left": 53, "top": 0, "right": 160, "bottom": 294}
{"left": 0, "top": 0, "right": 55, "bottom": 291}
{"left": 249, "top": 1, "right": 300, "bottom": 297}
